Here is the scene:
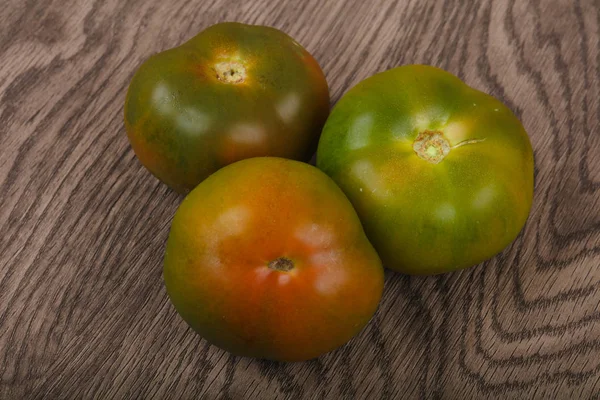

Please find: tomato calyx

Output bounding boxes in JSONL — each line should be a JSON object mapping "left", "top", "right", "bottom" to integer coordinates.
{"left": 267, "top": 257, "right": 294, "bottom": 272}
{"left": 214, "top": 61, "right": 247, "bottom": 83}
{"left": 413, "top": 131, "right": 451, "bottom": 164}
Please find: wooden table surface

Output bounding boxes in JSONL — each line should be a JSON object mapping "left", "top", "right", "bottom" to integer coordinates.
{"left": 2, "top": 0, "right": 599, "bottom": 398}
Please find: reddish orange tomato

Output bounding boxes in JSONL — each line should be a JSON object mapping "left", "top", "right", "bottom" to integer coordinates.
{"left": 164, "top": 158, "right": 384, "bottom": 361}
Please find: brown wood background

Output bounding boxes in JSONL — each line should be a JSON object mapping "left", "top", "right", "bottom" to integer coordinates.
{"left": 1, "top": 0, "right": 599, "bottom": 398}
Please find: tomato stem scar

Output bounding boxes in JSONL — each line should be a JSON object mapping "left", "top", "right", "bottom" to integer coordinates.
{"left": 413, "top": 131, "right": 451, "bottom": 164}
{"left": 214, "top": 61, "right": 246, "bottom": 83}
{"left": 413, "top": 131, "right": 486, "bottom": 164}
{"left": 268, "top": 257, "right": 294, "bottom": 272}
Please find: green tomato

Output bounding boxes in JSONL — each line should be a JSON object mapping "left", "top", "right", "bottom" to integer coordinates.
{"left": 317, "top": 65, "right": 534, "bottom": 275}
{"left": 125, "top": 23, "right": 329, "bottom": 193}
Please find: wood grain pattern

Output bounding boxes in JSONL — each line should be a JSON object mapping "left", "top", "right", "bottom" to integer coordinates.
{"left": 1, "top": 0, "right": 599, "bottom": 398}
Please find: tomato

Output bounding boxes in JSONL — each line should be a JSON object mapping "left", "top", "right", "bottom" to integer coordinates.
{"left": 124, "top": 23, "right": 329, "bottom": 193}
{"left": 163, "top": 158, "right": 384, "bottom": 361}
{"left": 317, "top": 65, "right": 534, "bottom": 275}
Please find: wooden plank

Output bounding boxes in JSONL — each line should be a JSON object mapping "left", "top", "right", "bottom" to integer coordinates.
{"left": 1, "top": 0, "right": 599, "bottom": 398}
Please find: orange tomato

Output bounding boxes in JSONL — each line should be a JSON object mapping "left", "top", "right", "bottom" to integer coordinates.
{"left": 164, "top": 158, "right": 384, "bottom": 361}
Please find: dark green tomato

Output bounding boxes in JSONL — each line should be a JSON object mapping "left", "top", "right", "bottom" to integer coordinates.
{"left": 125, "top": 22, "right": 329, "bottom": 193}
{"left": 317, "top": 65, "right": 534, "bottom": 275}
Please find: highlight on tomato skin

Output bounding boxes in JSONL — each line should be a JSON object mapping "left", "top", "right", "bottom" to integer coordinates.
{"left": 124, "top": 22, "right": 330, "bottom": 193}
{"left": 163, "top": 157, "right": 384, "bottom": 362}
{"left": 316, "top": 64, "right": 534, "bottom": 275}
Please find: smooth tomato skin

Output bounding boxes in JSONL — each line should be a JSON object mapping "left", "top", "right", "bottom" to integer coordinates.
{"left": 125, "top": 23, "right": 329, "bottom": 193}
{"left": 164, "top": 158, "right": 384, "bottom": 361}
{"left": 317, "top": 65, "right": 534, "bottom": 275}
